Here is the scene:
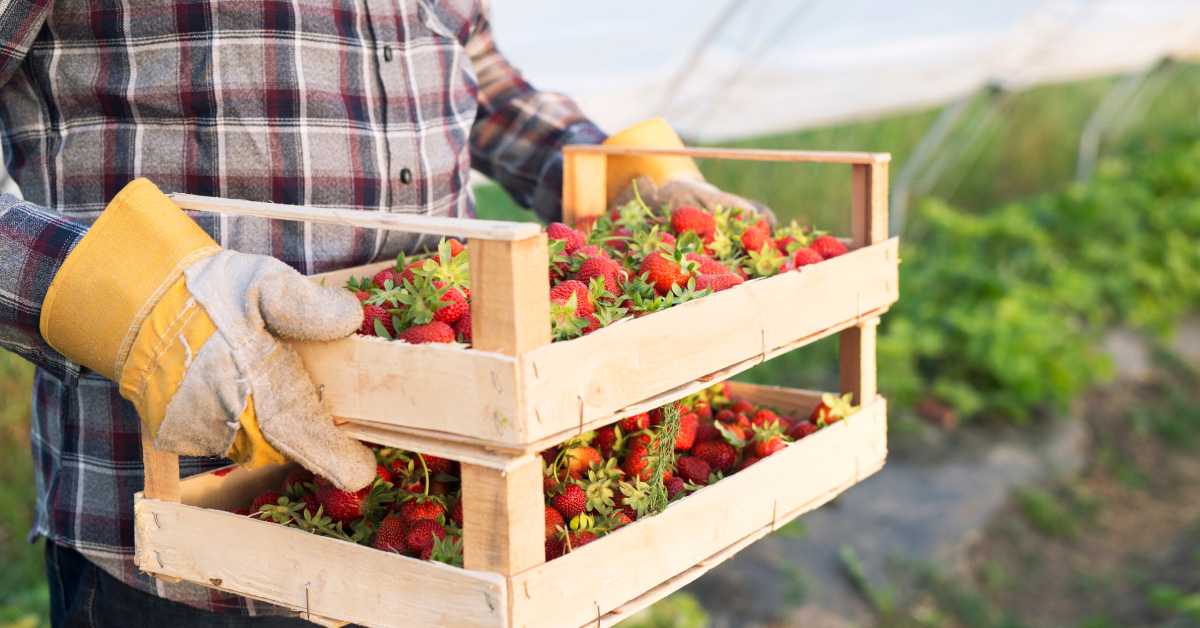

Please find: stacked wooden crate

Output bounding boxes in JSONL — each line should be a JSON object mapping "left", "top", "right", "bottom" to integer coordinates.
{"left": 134, "top": 146, "right": 898, "bottom": 628}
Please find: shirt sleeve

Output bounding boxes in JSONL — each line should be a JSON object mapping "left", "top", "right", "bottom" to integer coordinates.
{"left": 0, "top": 0, "right": 55, "bottom": 88}
{"left": 465, "top": 4, "right": 608, "bottom": 224}
{"left": 0, "top": 194, "right": 87, "bottom": 384}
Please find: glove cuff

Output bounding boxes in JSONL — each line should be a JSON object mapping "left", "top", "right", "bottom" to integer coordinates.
{"left": 40, "top": 178, "right": 221, "bottom": 381}
{"left": 602, "top": 117, "right": 703, "bottom": 202}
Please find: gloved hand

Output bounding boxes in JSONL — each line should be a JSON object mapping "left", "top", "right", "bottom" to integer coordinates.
{"left": 601, "top": 117, "right": 777, "bottom": 228}
{"left": 611, "top": 175, "right": 777, "bottom": 228}
{"left": 40, "top": 179, "right": 376, "bottom": 491}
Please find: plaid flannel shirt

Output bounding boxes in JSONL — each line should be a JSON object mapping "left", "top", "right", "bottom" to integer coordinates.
{"left": 0, "top": 0, "right": 605, "bottom": 615}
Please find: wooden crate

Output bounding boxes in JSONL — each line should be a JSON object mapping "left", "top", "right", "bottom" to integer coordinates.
{"left": 135, "top": 382, "right": 887, "bottom": 628}
{"left": 166, "top": 146, "right": 897, "bottom": 460}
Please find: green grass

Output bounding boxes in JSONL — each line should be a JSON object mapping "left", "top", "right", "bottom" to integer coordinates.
{"left": 0, "top": 349, "right": 47, "bottom": 628}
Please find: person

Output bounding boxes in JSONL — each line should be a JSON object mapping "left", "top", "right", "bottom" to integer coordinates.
{"left": 0, "top": 1, "right": 771, "bottom": 625}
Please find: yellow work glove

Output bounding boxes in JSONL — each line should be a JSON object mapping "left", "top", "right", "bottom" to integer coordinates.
{"left": 604, "top": 118, "right": 777, "bottom": 227}
{"left": 40, "top": 179, "right": 376, "bottom": 491}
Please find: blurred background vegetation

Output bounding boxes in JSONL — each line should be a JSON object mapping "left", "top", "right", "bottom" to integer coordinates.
{"left": 3, "top": 65, "right": 1200, "bottom": 627}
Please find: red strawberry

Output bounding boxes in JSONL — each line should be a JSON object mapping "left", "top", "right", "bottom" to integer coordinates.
{"left": 549, "top": 280, "right": 593, "bottom": 316}
{"left": 398, "top": 260, "right": 426, "bottom": 285}
{"left": 810, "top": 236, "right": 848, "bottom": 259}
{"left": 563, "top": 446, "right": 602, "bottom": 477}
{"left": 551, "top": 484, "right": 587, "bottom": 520}
{"left": 562, "top": 531, "right": 598, "bottom": 553}
{"left": 354, "top": 290, "right": 369, "bottom": 303}
{"left": 581, "top": 314, "right": 601, "bottom": 334}
{"left": 298, "top": 494, "right": 320, "bottom": 516}
{"left": 751, "top": 409, "right": 780, "bottom": 429}
{"left": 316, "top": 485, "right": 371, "bottom": 524}
{"left": 790, "top": 421, "right": 818, "bottom": 440}
{"left": 373, "top": 515, "right": 407, "bottom": 553}
{"left": 450, "top": 498, "right": 464, "bottom": 526}
{"left": 776, "top": 236, "right": 800, "bottom": 253}
{"left": 670, "top": 206, "right": 716, "bottom": 239}
{"left": 431, "top": 282, "right": 468, "bottom": 325}
{"left": 692, "top": 441, "right": 737, "bottom": 473}
{"left": 685, "top": 253, "right": 735, "bottom": 275}
{"left": 622, "top": 445, "right": 652, "bottom": 481}
{"left": 694, "top": 402, "right": 713, "bottom": 421}
{"left": 547, "top": 222, "right": 585, "bottom": 254}
{"left": 375, "top": 464, "right": 392, "bottom": 483}
{"left": 607, "top": 226, "right": 633, "bottom": 254}
{"left": 446, "top": 238, "right": 466, "bottom": 257}
{"left": 453, "top": 310, "right": 472, "bottom": 343}
{"left": 544, "top": 506, "right": 565, "bottom": 538}
{"left": 695, "top": 274, "right": 744, "bottom": 293}
{"left": 611, "top": 511, "right": 633, "bottom": 528}
{"left": 694, "top": 422, "right": 721, "bottom": 443}
{"left": 736, "top": 457, "right": 762, "bottom": 472}
{"left": 405, "top": 519, "right": 446, "bottom": 552}
{"left": 793, "top": 247, "right": 823, "bottom": 267}
{"left": 373, "top": 267, "right": 398, "bottom": 289}
{"left": 546, "top": 537, "right": 564, "bottom": 561}
{"left": 417, "top": 454, "right": 453, "bottom": 476}
{"left": 251, "top": 491, "right": 282, "bottom": 513}
{"left": 358, "top": 304, "right": 395, "bottom": 337}
{"left": 714, "top": 409, "right": 736, "bottom": 423}
{"left": 675, "top": 412, "right": 699, "bottom": 451}
{"left": 231, "top": 508, "right": 251, "bottom": 516}
{"left": 398, "top": 321, "right": 455, "bottom": 344}
{"left": 675, "top": 457, "right": 711, "bottom": 485}
{"left": 575, "top": 215, "right": 600, "bottom": 233}
{"left": 731, "top": 399, "right": 755, "bottom": 415}
{"left": 753, "top": 435, "right": 786, "bottom": 458}
{"left": 593, "top": 426, "right": 619, "bottom": 458}
{"left": 283, "top": 470, "right": 314, "bottom": 494}
{"left": 665, "top": 476, "right": 687, "bottom": 501}
{"left": 640, "top": 251, "right": 692, "bottom": 296}
{"left": 397, "top": 498, "right": 445, "bottom": 527}
{"left": 620, "top": 412, "right": 650, "bottom": 432}
{"left": 576, "top": 256, "right": 622, "bottom": 295}
{"left": 741, "top": 229, "right": 772, "bottom": 252}
{"left": 574, "top": 245, "right": 610, "bottom": 260}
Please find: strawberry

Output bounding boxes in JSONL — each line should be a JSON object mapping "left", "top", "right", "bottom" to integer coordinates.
{"left": 431, "top": 282, "right": 468, "bottom": 325}
{"left": 776, "top": 236, "right": 800, "bottom": 253}
{"left": 282, "top": 470, "right": 314, "bottom": 495}
{"left": 373, "top": 515, "right": 407, "bottom": 553}
{"left": 405, "top": 519, "right": 446, "bottom": 552}
{"left": 373, "top": 267, "right": 398, "bottom": 289}
{"left": 714, "top": 409, "right": 736, "bottom": 424}
{"left": 453, "top": 310, "right": 472, "bottom": 343}
{"left": 695, "top": 274, "right": 744, "bottom": 293}
{"left": 693, "top": 402, "right": 713, "bottom": 421}
{"left": 549, "top": 280, "right": 593, "bottom": 316}
{"left": 397, "top": 498, "right": 445, "bottom": 527}
{"left": 751, "top": 409, "right": 781, "bottom": 429}
{"left": 417, "top": 454, "right": 453, "bottom": 476}
{"left": 544, "top": 506, "right": 565, "bottom": 538}
{"left": 670, "top": 206, "right": 716, "bottom": 239}
{"left": 398, "top": 259, "right": 426, "bottom": 285}
{"left": 736, "top": 457, "right": 761, "bottom": 472}
{"left": 563, "top": 446, "right": 602, "bottom": 477}
{"left": 665, "top": 476, "right": 687, "bottom": 500}
{"left": 581, "top": 314, "right": 601, "bottom": 334}
{"left": 574, "top": 245, "right": 610, "bottom": 260}
{"left": 692, "top": 441, "right": 737, "bottom": 473}
{"left": 316, "top": 485, "right": 371, "bottom": 524}
{"left": 793, "top": 247, "right": 823, "bottom": 267}
{"left": 731, "top": 399, "right": 755, "bottom": 415}
{"left": 562, "top": 531, "right": 598, "bottom": 553}
{"left": 375, "top": 464, "right": 392, "bottom": 483}
{"left": 640, "top": 251, "right": 692, "bottom": 296}
{"left": 810, "top": 392, "right": 857, "bottom": 425}
{"left": 789, "top": 421, "right": 818, "bottom": 440}
{"left": 358, "top": 304, "right": 395, "bottom": 337}
{"left": 298, "top": 494, "right": 320, "bottom": 516}
{"left": 741, "top": 228, "right": 772, "bottom": 252}
{"left": 620, "top": 412, "right": 650, "bottom": 432}
{"left": 450, "top": 498, "right": 464, "bottom": 526}
{"left": 694, "top": 421, "right": 721, "bottom": 444}
{"left": 810, "top": 235, "right": 848, "bottom": 259}
{"left": 593, "top": 426, "right": 620, "bottom": 458}
{"left": 545, "top": 537, "right": 564, "bottom": 561}
{"left": 354, "top": 290, "right": 369, "bottom": 303}
{"left": 551, "top": 484, "right": 587, "bottom": 520}
{"left": 685, "top": 253, "right": 735, "bottom": 275}
{"left": 251, "top": 491, "right": 283, "bottom": 513}
{"left": 446, "top": 238, "right": 466, "bottom": 258}
{"left": 576, "top": 256, "right": 622, "bottom": 295}
{"left": 575, "top": 215, "right": 600, "bottom": 233}
{"left": 607, "top": 226, "right": 633, "bottom": 254}
{"left": 231, "top": 508, "right": 251, "bottom": 516}
{"left": 674, "top": 457, "right": 711, "bottom": 485}
{"left": 752, "top": 434, "right": 786, "bottom": 458}
{"left": 610, "top": 510, "right": 633, "bottom": 528}
{"left": 675, "top": 412, "right": 699, "bottom": 451}
{"left": 398, "top": 320, "right": 455, "bottom": 344}
{"left": 547, "top": 222, "right": 585, "bottom": 254}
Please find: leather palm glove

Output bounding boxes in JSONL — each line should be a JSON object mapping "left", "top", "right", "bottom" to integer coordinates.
{"left": 604, "top": 118, "right": 777, "bottom": 228}
{"left": 40, "top": 179, "right": 376, "bottom": 491}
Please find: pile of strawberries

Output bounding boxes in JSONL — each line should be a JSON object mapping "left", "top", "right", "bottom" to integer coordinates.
{"left": 348, "top": 194, "right": 849, "bottom": 344}
{"left": 237, "top": 383, "right": 858, "bottom": 566}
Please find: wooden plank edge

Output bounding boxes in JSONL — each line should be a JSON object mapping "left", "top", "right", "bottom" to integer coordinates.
{"left": 170, "top": 193, "right": 542, "bottom": 241}
{"left": 562, "top": 145, "right": 891, "bottom": 165}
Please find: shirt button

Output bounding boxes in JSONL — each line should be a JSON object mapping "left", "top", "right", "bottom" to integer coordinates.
{"left": 383, "top": 46, "right": 394, "bottom": 62}
{"left": 400, "top": 168, "right": 413, "bottom": 185}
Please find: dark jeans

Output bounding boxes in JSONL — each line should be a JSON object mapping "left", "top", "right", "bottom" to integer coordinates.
{"left": 45, "top": 543, "right": 323, "bottom": 627}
